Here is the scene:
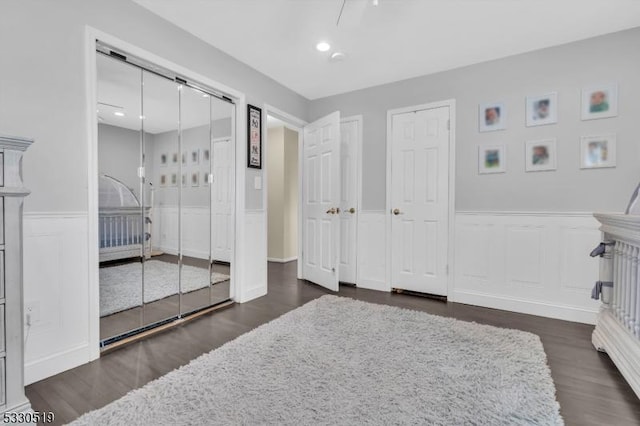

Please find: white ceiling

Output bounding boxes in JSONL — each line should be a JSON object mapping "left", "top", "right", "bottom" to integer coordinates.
{"left": 133, "top": 0, "right": 640, "bottom": 100}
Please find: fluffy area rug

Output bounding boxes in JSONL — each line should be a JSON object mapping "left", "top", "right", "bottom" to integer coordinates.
{"left": 100, "top": 260, "right": 229, "bottom": 316}
{"left": 74, "top": 296, "right": 563, "bottom": 425}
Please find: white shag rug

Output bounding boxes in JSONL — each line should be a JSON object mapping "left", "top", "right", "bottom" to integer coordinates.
{"left": 73, "top": 296, "right": 563, "bottom": 425}
{"left": 100, "top": 260, "right": 229, "bottom": 317}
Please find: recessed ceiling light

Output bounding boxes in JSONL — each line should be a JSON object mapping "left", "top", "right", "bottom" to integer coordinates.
{"left": 202, "top": 93, "right": 209, "bottom": 98}
{"left": 139, "top": 115, "right": 146, "bottom": 120}
{"left": 330, "top": 52, "right": 346, "bottom": 62}
{"left": 114, "top": 111, "right": 125, "bottom": 117}
{"left": 316, "top": 41, "right": 331, "bottom": 52}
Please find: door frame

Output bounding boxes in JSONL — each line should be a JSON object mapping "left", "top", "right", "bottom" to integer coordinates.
{"left": 340, "top": 115, "right": 363, "bottom": 285}
{"left": 385, "top": 99, "right": 456, "bottom": 296}
{"left": 262, "top": 104, "right": 307, "bottom": 279}
{"left": 85, "top": 27, "right": 247, "bottom": 360}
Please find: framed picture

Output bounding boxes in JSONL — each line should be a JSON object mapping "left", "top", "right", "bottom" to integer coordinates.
{"left": 191, "top": 172, "right": 199, "bottom": 187}
{"left": 247, "top": 104, "right": 262, "bottom": 169}
{"left": 580, "top": 134, "right": 616, "bottom": 169}
{"left": 170, "top": 173, "right": 178, "bottom": 187}
{"left": 526, "top": 92, "right": 558, "bottom": 127}
{"left": 478, "top": 145, "right": 506, "bottom": 174}
{"left": 525, "top": 139, "right": 556, "bottom": 172}
{"left": 159, "top": 174, "right": 167, "bottom": 187}
{"left": 479, "top": 102, "right": 506, "bottom": 132}
{"left": 172, "top": 152, "right": 179, "bottom": 164}
{"left": 582, "top": 83, "right": 618, "bottom": 120}
{"left": 203, "top": 148, "right": 210, "bottom": 163}
{"left": 181, "top": 173, "right": 187, "bottom": 187}
{"left": 182, "top": 151, "right": 187, "bottom": 165}
{"left": 160, "top": 153, "right": 168, "bottom": 167}
{"left": 191, "top": 148, "right": 200, "bottom": 165}
{"left": 203, "top": 172, "right": 210, "bottom": 187}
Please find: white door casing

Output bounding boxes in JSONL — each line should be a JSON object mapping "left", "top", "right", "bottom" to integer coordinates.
{"left": 212, "top": 137, "right": 234, "bottom": 263}
{"left": 302, "top": 111, "right": 341, "bottom": 291}
{"left": 338, "top": 117, "right": 361, "bottom": 284}
{"left": 390, "top": 106, "right": 450, "bottom": 296}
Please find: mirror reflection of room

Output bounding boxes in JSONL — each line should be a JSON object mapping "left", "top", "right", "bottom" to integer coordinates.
{"left": 96, "top": 51, "right": 234, "bottom": 344}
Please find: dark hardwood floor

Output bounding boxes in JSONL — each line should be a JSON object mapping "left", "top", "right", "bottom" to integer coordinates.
{"left": 27, "top": 261, "right": 640, "bottom": 425}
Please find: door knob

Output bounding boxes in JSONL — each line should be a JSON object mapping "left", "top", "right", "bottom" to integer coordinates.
{"left": 326, "top": 207, "right": 336, "bottom": 214}
{"left": 348, "top": 207, "right": 356, "bottom": 214}
{"left": 393, "top": 208, "right": 402, "bottom": 215}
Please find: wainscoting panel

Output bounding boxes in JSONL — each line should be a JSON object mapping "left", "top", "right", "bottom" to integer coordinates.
{"left": 23, "top": 213, "right": 90, "bottom": 385}
{"left": 356, "top": 211, "right": 387, "bottom": 291}
{"left": 453, "top": 212, "right": 601, "bottom": 324}
{"left": 240, "top": 211, "right": 267, "bottom": 302}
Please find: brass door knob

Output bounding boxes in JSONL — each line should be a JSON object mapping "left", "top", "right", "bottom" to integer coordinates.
{"left": 348, "top": 207, "right": 356, "bottom": 214}
{"left": 326, "top": 207, "right": 336, "bottom": 214}
{"left": 393, "top": 208, "right": 401, "bottom": 215}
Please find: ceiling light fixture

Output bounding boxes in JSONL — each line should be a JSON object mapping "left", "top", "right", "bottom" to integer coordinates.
{"left": 372, "top": 0, "right": 379, "bottom": 5}
{"left": 114, "top": 111, "right": 125, "bottom": 117}
{"left": 330, "top": 52, "right": 346, "bottom": 62}
{"left": 316, "top": 41, "right": 331, "bottom": 52}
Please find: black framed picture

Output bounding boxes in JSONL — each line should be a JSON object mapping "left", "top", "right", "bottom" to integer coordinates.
{"left": 247, "top": 104, "right": 262, "bottom": 169}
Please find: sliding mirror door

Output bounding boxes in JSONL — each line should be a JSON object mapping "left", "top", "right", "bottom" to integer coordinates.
{"left": 210, "top": 97, "right": 234, "bottom": 305}
{"left": 97, "top": 54, "right": 145, "bottom": 340}
{"left": 142, "top": 70, "right": 181, "bottom": 328}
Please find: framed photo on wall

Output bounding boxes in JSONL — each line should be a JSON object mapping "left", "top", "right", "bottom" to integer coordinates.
{"left": 478, "top": 145, "right": 506, "bottom": 174}
{"left": 160, "top": 153, "right": 168, "bottom": 167}
{"left": 479, "top": 102, "right": 506, "bottom": 132}
{"left": 582, "top": 83, "right": 618, "bottom": 120}
{"left": 526, "top": 92, "right": 558, "bottom": 127}
{"left": 247, "top": 104, "right": 262, "bottom": 169}
{"left": 525, "top": 139, "right": 556, "bottom": 172}
{"left": 580, "top": 134, "right": 616, "bottom": 169}
{"left": 191, "top": 148, "right": 200, "bottom": 165}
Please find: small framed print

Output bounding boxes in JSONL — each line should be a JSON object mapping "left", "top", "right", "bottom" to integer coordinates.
{"left": 182, "top": 151, "right": 187, "bottom": 165}
{"left": 203, "top": 148, "right": 210, "bottom": 163}
{"left": 172, "top": 152, "right": 179, "bottom": 165}
{"left": 582, "top": 83, "right": 618, "bottom": 121}
{"left": 170, "top": 173, "right": 178, "bottom": 187}
{"left": 478, "top": 145, "right": 506, "bottom": 174}
{"left": 191, "top": 172, "right": 199, "bottom": 187}
{"left": 580, "top": 134, "right": 616, "bottom": 169}
{"left": 160, "top": 153, "right": 168, "bottom": 167}
{"left": 526, "top": 92, "right": 558, "bottom": 127}
{"left": 181, "top": 173, "right": 187, "bottom": 187}
{"left": 525, "top": 139, "right": 556, "bottom": 172}
{"left": 479, "top": 102, "right": 506, "bottom": 132}
{"left": 191, "top": 148, "right": 200, "bottom": 165}
{"left": 159, "top": 174, "right": 167, "bottom": 187}
{"left": 202, "top": 172, "right": 210, "bottom": 187}
{"left": 247, "top": 104, "right": 262, "bottom": 169}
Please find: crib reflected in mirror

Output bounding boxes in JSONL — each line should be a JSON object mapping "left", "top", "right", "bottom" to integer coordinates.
{"left": 96, "top": 49, "right": 234, "bottom": 345}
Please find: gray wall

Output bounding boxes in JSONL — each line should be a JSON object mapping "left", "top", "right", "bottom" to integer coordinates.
{"left": 310, "top": 27, "right": 640, "bottom": 212}
{"left": 0, "top": 0, "right": 309, "bottom": 213}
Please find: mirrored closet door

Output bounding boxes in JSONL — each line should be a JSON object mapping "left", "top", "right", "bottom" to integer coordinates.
{"left": 96, "top": 47, "right": 235, "bottom": 346}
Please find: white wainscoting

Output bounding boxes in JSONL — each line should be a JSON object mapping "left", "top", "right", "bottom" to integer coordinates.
{"left": 240, "top": 210, "right": 267, "bottom": 302}
{"left": 356, "top": 211, "right": 387, "bottom": 291}
{"left": 23, "top": 212, "right": 90, "bottom": 385}
{"left": 453, "top": 211, "right": 601, "bottom": 324}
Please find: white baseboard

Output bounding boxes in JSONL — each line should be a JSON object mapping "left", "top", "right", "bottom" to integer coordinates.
{"left": 267, "top": 256, "right": 297, "bottom": 263}
{"left": 24, "top": 343, "right": 90, "bottom": 385}
{"left": 452, "top": 289, "right": 598, "bottom": 324}
{"left": 592, "top": 308, "right": 640, "bottom": 398}
{"left": 239, "top": 285, "right": 267, "bottom": 303}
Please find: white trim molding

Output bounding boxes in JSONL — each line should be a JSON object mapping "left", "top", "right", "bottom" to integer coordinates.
{"left": 453, "top": 211, "right": 601, "bottom": 324}
{"left": 267, "top": 257, "right": 298, "bottom": 263}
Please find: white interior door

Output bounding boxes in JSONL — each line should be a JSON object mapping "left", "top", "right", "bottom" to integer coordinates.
{"left": 391, "top": 106, "right": 450, "bottom": 296}
{"left": 302, "top": 111, "right": 341, "bottom": 291}
{"left": 212, "top": 137, "right": 233, "bottom": 262}
{"left": 339, "top": 117, "right": 360, "bottom": 284}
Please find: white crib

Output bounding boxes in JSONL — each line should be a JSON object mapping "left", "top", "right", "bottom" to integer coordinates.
{"left": 99, "top": 175, "right": 151, "bottom": 262}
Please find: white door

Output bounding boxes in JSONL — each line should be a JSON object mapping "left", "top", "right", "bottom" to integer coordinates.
{"left": 390, "top": 106, "right": 449, "bottom": 296}
{"left": 339, "top": 117, "right": 360, "bottom": 284}
{"left": 302, "top": 111, "right": 341, "bottom": 291}
{"left": 211, "top": 137, "right": 233, "bottom": 263}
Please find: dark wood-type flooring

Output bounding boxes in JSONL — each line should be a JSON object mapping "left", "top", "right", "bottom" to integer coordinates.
{"left": 27, "top": 261, "right": 640, "bottom": 425}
